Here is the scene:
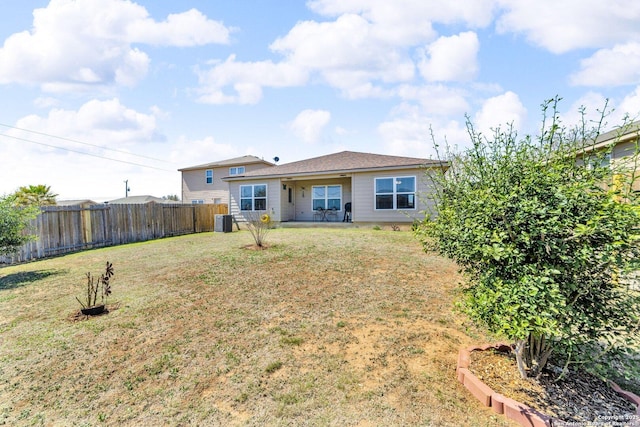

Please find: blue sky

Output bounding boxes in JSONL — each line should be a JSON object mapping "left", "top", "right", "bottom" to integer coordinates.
{"left": 1, "top": 0, "right": 640, "bottom": 201}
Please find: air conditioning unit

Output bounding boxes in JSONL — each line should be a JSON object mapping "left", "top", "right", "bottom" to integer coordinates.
{"left": 214, "top": 214, "right": 232, "bottom": 232}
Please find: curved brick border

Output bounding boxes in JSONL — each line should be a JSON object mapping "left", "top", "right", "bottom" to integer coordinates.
{"left": 457, "top": 344, "right": 640, "bottom": 427}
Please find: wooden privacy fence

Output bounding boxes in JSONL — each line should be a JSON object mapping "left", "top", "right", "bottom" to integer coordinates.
{"left": 2, "top": 203, "right": 228, "bottom": 264}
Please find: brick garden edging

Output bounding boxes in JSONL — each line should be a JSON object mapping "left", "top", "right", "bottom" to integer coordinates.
{"left": 457, "top": 344, "right": 640, "bottom": 427}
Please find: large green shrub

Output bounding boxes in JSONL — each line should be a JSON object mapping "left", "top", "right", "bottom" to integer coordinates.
{"left": 0, "top": 194, "right": 39, "bottom": 255}
{"left": 416, "top": 99, "right": 640, "bottom": 379}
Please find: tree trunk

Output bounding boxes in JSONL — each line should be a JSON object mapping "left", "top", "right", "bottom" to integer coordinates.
{"left": 514, "top": 339, "right": 528, "bottom": 379}
{"left": 514, "top": 334, "right": 553, "bottom": 379}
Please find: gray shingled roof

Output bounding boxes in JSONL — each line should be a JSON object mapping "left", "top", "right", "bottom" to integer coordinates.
{"left": 224, "top": 151, "right": 442, "bottom": 180}
{"left": 592, "top": 120, "right": 640, "bottom": 149}
{"left": 178, "top": 155, "right": 273, "bottom": 171}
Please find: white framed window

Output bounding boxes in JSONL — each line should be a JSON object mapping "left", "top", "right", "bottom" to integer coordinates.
{"left": 312, "top": 185, "right": 342, "bottom": 210}
{"left": 206, "top": 169, "right": 213, "bottom": 184}
{"left": 240, "top": 184, "right": 267, "bottom": 211}
{"left": 375, "top": 176, "right": 416, "bottom": 210}
{"left": 230, "top": 166, "right": 245, "bottom": 175}
{"left": 191, "top": 199, "right": 204, "bottom": 204}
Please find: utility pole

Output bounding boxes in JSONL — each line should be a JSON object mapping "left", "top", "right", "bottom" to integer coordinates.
{"left": 124, "top": 180, "right": 130, "bottom": 198}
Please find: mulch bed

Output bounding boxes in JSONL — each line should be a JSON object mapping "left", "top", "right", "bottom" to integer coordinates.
{"left": 470, "top": 349, "right": 637, "bottom": 424}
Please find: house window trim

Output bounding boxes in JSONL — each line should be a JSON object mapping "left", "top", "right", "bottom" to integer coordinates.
{"left": 229, "top": 166, "right": 246, "bottom": 176}
{"left": 239, "top": 183, "right": 268, "bottom": 211}
{"left": 205, "top": 169, "right": 213, "bottom": 184}
{"left": 191, "top": 199, "right": 205, "bottom": 204}
{"left": 312, "top": 184, "right": 342, "bottom": 211}
{"left": 374, "top": 176, "right": 417, "bottom": 211}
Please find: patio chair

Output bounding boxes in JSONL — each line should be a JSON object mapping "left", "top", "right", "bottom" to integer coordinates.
{"left": 343, "top": 202, "right": 352, "bottom": 222}
{"left": 326, "top": 207, "right": 338, "bottom": 222}
{"left": 313, "top": 207, "right": 324, "bottom": 222}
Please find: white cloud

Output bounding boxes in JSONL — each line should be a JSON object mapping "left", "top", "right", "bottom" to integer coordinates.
{"left": 307, "top": 0, "right": 496, "bottom": 39}
{"left": 570, "top": 42, "right": 640, "bottom": 87}
{"left": 196, "top": 55, "right": 308, "bottom": 104}
{"left": 0, "top": 99, "right": 179, "bottom": 200}
{"left": 126, "top": 8, "right": 232, "bottom": 46}
{"left": 288, "top": 109, "right": 332, "bottom": 143}
{"left": 378, "top": 111, "right": 469, "bottom": 159}
{"left": 558, "top": 92, "right": 609, "bottom": 129}
{"left": 171, "top": 136, "right": 237, "bottom": 167}
{"left": 418, "top": 32, "right": 480, "bottom": 82}
{"left": 16, "top": 98, "right": 162, "bottom": 146}
{"left": 271, "top": 14, "right": 416, "bottom": 91}
{"left": 617, "top": 87, "right": 640, "bottom": 121}
{"left": 33, "top": 97, "right": 61, "bottom": 109}
{"left": 559, "top": 91, "right": 640, "bottom": 132}
{"left": 0, "top": 0, "right": 232, "bottom": 91}
{"left": 194, "top": 1, "right": 502, "bottom": 105}
{"left": 473, "top": 91, "right": 527, "bottom": 136}
{"left": 496, "top": 0, "right": 640, "bottom": 54}
{"left": 201, "top": 1, "right": 503, "bottom": 105}
{"left": 396, "top": 84, "right": 470, "bottom": 116}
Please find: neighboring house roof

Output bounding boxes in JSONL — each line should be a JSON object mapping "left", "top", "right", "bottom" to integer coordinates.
{"left": 223, "top": 151, "right": 444, "bottom": 180}
{"left": 107, "top": 195, "right": 179, "bottom": 204}
{"left": 57, "top": 199, "right": 97, "bottom": 206}
{"left": 178, "top": 155, "right": 274, "bottom": 171}
{"left": 587, "top": 121, "right": 640, "bottom": 152}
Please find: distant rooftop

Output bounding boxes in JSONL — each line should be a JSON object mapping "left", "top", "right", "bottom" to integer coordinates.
{"left": 106, "top": 195, "right": 180, "bottom": 204}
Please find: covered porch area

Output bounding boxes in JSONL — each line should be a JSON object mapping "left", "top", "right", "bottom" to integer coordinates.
{"left": 278, "top": 174, "right": 353, "bottom": 223}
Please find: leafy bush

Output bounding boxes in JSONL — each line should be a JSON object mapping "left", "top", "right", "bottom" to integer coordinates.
{"left": 0, "top": 195, "right": 39, "bottom": 255}
{"left": 416, "top": 98, "right": 640, "bottom": 379}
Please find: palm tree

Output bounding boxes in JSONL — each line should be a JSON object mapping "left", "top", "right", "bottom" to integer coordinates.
{"left": 13, "top": 185, "right": 58, "bottom": 207}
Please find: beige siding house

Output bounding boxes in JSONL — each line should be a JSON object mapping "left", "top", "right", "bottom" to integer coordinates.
{"left": 586, "top": 121, "right": 640, "bottom": 192}
{"left": 223, "top": 151, "right": 445, "bottom": 224}
{"left": 178, "top": 155, "right": 274, "bottom": 204}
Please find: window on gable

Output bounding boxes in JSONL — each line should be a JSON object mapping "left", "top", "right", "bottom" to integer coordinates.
{"left": 230, "top": 166, "right": 245, "bottom": 175}
{"left": 375, "top": 176, "right": 416, "bottom": 210}
{"left": 312, "top": 185, "right": 341, "bottom": 210}
{"left": 206, "top": 169, "right": 213, "bottom": 184}
{"left": 240, "top": 184, "right": 267, "bottom": 211}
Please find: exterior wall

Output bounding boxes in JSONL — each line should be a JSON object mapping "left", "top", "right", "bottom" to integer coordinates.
{"left": 228, "top": 176, "right": 353, "bottom": 222}
{"left": 612, "top": 139, "right": 638, "bottom": 162}
{"left": 181, "top": 163, "right": 270, "bottom": 203}
{"left": 352, "top": 167, "right": 435, "bottom": 223}
{"left": 612, "top": 140, "right": 640, "bottom": 192}
{"left": 292, "top": 178, "right": 351, "bottom": 221}
{"left": 227, "top": 170, "right": 439, "bottom": 223}
{"left": 228, "top": 178, "right": 282, "bottom": 222}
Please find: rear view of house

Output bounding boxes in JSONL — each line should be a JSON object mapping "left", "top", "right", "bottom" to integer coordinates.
{"left": 222, "top": 151, "right": 445, "bottom": 225}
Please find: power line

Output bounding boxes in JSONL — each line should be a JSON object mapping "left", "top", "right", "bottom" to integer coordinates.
{"left": 0, "top": 132, "right": 174, "bottom": 172}
{"left": 0, "top": 122, "right": 173, "bottom": 164}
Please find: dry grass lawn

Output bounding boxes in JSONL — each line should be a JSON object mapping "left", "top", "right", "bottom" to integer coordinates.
{"left": 0, "top": 228, "right": 512, "bottom": 426}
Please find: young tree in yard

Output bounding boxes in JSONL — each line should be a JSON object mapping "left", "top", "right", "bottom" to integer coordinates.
{"left": 0, "top": 194, "right": 39, "bottom": 255}
{"left": 416, "top": 98, "right": 640, "bottom": 379}
{"left": 244, "top": 211, "right": 272, "bottom": 248}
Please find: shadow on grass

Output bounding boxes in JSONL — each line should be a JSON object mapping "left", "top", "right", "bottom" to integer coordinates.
{"left": 0, "top": 269, "right": 65, "bottom": 291}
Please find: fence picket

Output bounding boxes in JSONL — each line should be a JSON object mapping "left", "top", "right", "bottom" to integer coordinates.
{"left": 1, "top": 203, "right": 228, "bottom": 264}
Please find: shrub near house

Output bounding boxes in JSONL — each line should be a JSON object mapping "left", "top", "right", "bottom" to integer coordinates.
{"left": 417, "top": 98, "right": 640, "bottom": 380}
